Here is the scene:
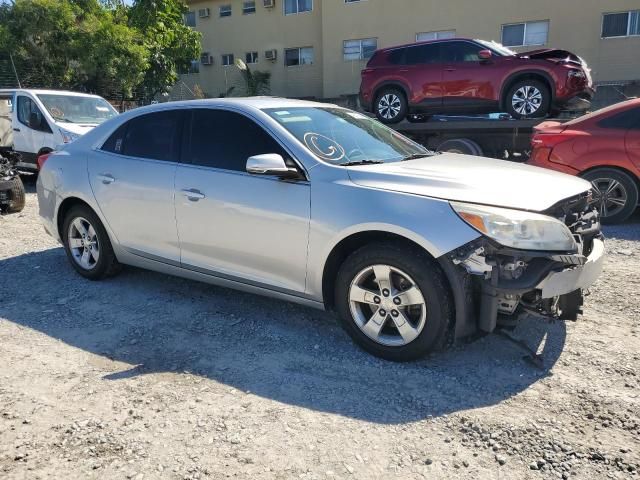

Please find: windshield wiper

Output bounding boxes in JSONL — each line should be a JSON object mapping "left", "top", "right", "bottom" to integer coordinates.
{"left": 340, "top": 160, "right": 385, "bottom": 166}
{"left": 401, "top": 152, "right": 439, "bottom": 161}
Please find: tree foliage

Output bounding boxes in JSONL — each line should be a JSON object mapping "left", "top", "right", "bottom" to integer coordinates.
{"left": 0, "top": 0, "right": 201, "bottom": 101}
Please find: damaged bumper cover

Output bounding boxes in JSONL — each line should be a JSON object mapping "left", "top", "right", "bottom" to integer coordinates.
{"left": 441, "top": 228, "right": 604, "bottom": 337}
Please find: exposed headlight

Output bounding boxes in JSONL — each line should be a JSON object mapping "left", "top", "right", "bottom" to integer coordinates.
{"left": 451, "top": 202, "right": 576, "bottom": 251}
{"left": 59, "top": 128, "right": 80, "bottom": 144}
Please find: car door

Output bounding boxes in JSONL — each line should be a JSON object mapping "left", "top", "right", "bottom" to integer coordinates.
{"left": 174, "top": 108, "right": 310, "bottom": 294}
{"left": 625, "top": 107, "right": 640, "bottom": 169}
{"left": 394, "top": 43, "right": 443, "bottom": 108}
{"left": 441, "top": 41, "right": 497, "bottom": 110}
{"left": 13, "top": 94, "right": 50, "bottom": 166}
{"left": 88, "top": 110, "right": 184, "bottom": 263}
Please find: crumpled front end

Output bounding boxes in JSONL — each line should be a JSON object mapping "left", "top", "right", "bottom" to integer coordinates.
{"left": 444, "top": 191, "right": 604, "bottom": 336}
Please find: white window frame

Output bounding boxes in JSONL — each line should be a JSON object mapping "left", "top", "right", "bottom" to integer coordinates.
{"left": 343, "top": 38, "right": 378, "bottom": 61}
{"left": 221, "top": 54, "right": 235, "bottom": 66}
{"left": 602, "top": 10, "right": 640, "bottom": 38}
{"left": 245, "top": 51, "right": 258, "bottom": 64}
{"left": 416, "top": 30, "right": 455, "bottom": 42}
{"left": 284, "top": 0, "right": 313, "bottom": 15}
{"left": 501, "top": 20, "right": 549, "bottom": 47}
{"left": 242, "top": 1, "right": 256, "bottom": 15}
{"left": 284, "top": 47, "right": 314, "bottom": 67}
{"left": 219, "top": 4, "right": 232, "bottom": 17}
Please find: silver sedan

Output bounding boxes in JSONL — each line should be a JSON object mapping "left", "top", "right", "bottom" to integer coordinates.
{"left": 37, "top": 98, "right": 604, "bottom": 361}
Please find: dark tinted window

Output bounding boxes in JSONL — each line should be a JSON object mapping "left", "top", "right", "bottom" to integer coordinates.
{"left": 101, "top": 124, "right": 128, "bottom": 154}
{"left": 598, "top": 108, "right": 640, "bottom": 130}
{"left": 441, "top": 41, "right": 482, "bottom": 62}
{"left": 17, "top": 96, "right": 50, "bottom": 132}
{"left": 387, "top": 48, "right": 405, "bottom": 65}
{"left": 404, "top": 43, "right": 440, "bottom": 65}
{"left": 185, "top": 109, "right": 289, "bottom": 171}
{"left": 120, "top": 111, "right": 183, "bottom": 161}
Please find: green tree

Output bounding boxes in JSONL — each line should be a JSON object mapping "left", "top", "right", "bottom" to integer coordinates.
{"left": 129, "top": 0, "right": 201, "bottom": 103}
{"left": 234, "top": 58, "right": 271, "bottom": 96}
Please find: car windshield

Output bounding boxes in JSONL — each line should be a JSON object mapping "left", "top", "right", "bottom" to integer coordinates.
{"left": 475, "top": 39, "right": 516, "bottom": 57}
{"left": 263, "top": 107, "right": 431, "bottom": 165}
{"left": 37, "top": 94, "right": 118, "bottom": 125}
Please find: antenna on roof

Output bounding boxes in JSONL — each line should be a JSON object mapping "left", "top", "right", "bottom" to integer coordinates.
{"left": 9, "top": 53, "right": 21, "bottom": 88}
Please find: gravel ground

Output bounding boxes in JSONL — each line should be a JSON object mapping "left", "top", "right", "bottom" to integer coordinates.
{"left": 1, "top": 182, "right": 639, "bottom": 480}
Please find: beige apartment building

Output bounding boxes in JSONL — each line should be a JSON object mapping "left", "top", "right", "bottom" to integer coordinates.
{"left": 181, "top": 0, "right": 640, "bottom": 103}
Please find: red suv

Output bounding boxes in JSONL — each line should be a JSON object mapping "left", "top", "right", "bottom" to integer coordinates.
{"left": 528, "top": 98, "right": 640, "bottom": 224}
{"left": 360, "top": 39, "right": 594, "bottom": 124}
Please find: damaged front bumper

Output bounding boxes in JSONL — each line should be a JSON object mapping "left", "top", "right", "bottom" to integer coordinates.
{"left": 441, "top": 200, "right": 604, "bottom": 338}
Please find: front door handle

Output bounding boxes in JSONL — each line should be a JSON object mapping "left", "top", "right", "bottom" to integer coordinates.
{"left": 181, "top": 188, "right": 206, "bottom": 201}
{"left": 98, "top": 173, "right": 115, "bottom": 184}
{"left": 13, "top": 128, "right": 20, "bottom": 132}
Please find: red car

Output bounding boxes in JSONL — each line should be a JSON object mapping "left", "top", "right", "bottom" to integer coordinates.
{"left": 528, "top": 98, "right": 640, "bottom": 224}
{"left": 359, "top": 38, "right": 594, "bottom": 124}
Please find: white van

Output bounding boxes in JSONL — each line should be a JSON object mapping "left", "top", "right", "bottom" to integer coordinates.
{"left": 0, "top": 89, "right": 119, "bottom": 170}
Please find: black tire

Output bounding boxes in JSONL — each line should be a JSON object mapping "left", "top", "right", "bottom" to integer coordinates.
{"left": 581, "top": 168, "right": 638, "bottom": 224}
{"left": 374, "top": 88, "right": 408, "bottom": 124}
{"left": 504, "top": 79, "right": 551, "bottom": 119}
{"left": 3, "top": 177, "right": 26, "bottom": 214}
{"left": 334, "top": 242, "right": 453, "bottom": 362}
{"left": 436, "top": 138, "right": 484, "bottom": 156}
{"left": 62, "top": 205, "right": 121, "bottom": 280}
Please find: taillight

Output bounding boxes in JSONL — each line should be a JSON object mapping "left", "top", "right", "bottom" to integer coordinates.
{"left": 361, "top": 68, "right": 374, "bottom": 75}
{"left": 37, "top": 152, "right": 53, "bottom": 170}
{"left": 531, "top": 131, "right": 580, "bottom": 149}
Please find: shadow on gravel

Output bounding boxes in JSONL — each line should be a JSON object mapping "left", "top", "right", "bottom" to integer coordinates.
{"left": 0, "top": 248, "right": 566, "bottom": 424}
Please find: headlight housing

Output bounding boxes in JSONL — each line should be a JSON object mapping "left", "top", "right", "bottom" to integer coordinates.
{"left": 59, "top": 128, "right": 80, "bottom": 144}
{"left": 451, "top": 201, "right": 576, "bottom": 251}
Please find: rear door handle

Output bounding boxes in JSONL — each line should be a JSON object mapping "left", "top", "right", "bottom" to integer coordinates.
{"left": 181, "top": 188, "right": 206, "bottom": 201}
{"left": 98, "top": 173, "right": 115, "bottom": 184}
{"left": 445, "top": 67, "right": 456, "bottom": 72}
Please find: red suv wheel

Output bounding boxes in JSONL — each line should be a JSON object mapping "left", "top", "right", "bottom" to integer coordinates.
{"left": 505, "top": 79, "right": 551, "bottom": 119}
{"left": 374, "top": 88, "right": 408, "bottom": 124}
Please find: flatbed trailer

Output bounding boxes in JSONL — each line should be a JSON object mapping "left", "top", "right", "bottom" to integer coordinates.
{"left": 392, "top": 115, "right": 567, "bottom": 161}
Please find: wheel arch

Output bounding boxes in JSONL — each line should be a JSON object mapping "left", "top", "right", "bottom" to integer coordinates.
{"left": 579, "top": 164, "right": 640, "bottom": 196}
{"left": 500, "top": 70, "right": 555, "bottom": 111}
{"left": 372, "top": 81, "right": 411, "bottom": 106}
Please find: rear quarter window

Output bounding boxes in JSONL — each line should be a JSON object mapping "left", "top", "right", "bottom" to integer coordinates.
{"left": 597, "top": 107, "right": 640, "bottom": 130}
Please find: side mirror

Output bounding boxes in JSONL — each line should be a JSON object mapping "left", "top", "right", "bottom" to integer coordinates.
{"left": 28, "top": 112, "right": 42, "bottom": 130}
{"left": 478, "top": 49, "right": 493, "bottom": 60}
{"left": 246, "top": 153, "right": 302, "bottom": 180}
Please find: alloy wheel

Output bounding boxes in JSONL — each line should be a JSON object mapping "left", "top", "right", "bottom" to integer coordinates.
{"left": 590, "top": 177, "right": 628, "bottom": 219}
{"left": 377, "top": 94, "right": 402, "bottom": 120}
{"left": 511, "top": 85, "right": 543, "bottom": 116}
{"left": 67, "top": 216, "right": 100, "bottom": 270}
{"left": 348, "top": 264, "right": 427, "bottom": 347}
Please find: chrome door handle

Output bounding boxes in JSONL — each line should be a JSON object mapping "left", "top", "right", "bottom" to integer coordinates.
{"left": 181, "top": 189, "right": 206, "bottom": 201}
{"left": 98, "top": 173, "right": 115, "bottom": 184}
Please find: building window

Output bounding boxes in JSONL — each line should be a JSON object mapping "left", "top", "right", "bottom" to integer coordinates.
{"left": 416, "top": 30, "right": 455, "bottom": 42}
{"left": 243, "top": 1, "right": 256, "bottom": 14}
{"left": 501, "top": 20, "right": 549, "bottom": 47}
{"left": 222, "top": 54, "right": 235, "bottom": 66}
{"left": 219, "top": 4, "right": 232, "bottom": 17}
{"left": 245, "top": 52, "right": 258, "bottom": 64}
{"left": 602, "top": 10, "right": 640, "bottom": 38}
{"left": 344, "top": 0, "right": 363, "bottom": 3}
{"left": 343, "top": 38, "right": 377, "bottom": 61}
{"left": 284, "top": 47, "right": 314, "bottom": 66}
{"left": 184, "top": 11, "right": 196, "bottom": 27}
{"left": 284, "top": 0, "right": 312, "bottom": 15}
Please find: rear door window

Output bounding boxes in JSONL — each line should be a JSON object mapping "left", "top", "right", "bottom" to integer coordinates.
{"left": 404, "top": 43, "right": 441, "bottom": 65}
{"left": 104, "top": 110, "right": 183, "bottom": 161}
{"left": 184, "top": 109, "right": 290, "bottom": 172}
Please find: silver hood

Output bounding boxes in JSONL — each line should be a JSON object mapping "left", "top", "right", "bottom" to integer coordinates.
{"left": 346, "top": 153, "right": 591, "bottom": 212}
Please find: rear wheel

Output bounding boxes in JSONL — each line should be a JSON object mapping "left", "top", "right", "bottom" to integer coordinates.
{"left": 1, "top": 177, "right": 26, "bottom": 214}
{"left": 62, "top": 205, "right": 121, "bottom": 280}
{"left": 374, "top": 88, "right": 408, "bottom": 124}
{"left": 505, "top": 79, "right": 550, "bottom": 119}
{"left": 582, "top": 168, "right": 638, "bottom": 224}
{"left": 334, "top": 242, "right": 452, "bottom": 361}
{"left": 436, "top": 138, "right": 484, "bottom": 156}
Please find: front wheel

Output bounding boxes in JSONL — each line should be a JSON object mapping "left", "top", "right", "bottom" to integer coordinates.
{"left": 504, "top": 79, "right": 550, "bottom": 119}
{"left": 582, "top": 168, "right": 638, "bottom": 224}
{"left": 334, "top": 243, "right": 452, "bottom": 361}
{"left": 374, "top": 88, "right": 408, "bottom": 124}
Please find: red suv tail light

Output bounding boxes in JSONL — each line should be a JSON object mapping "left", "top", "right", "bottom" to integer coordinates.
{"left": 37, "top": 152, "right": 53, "bottom": 170}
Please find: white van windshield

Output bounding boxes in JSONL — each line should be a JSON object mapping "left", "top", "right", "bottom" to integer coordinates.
{"left": 37, "top": 94, "right": 118, "bottom": 125}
